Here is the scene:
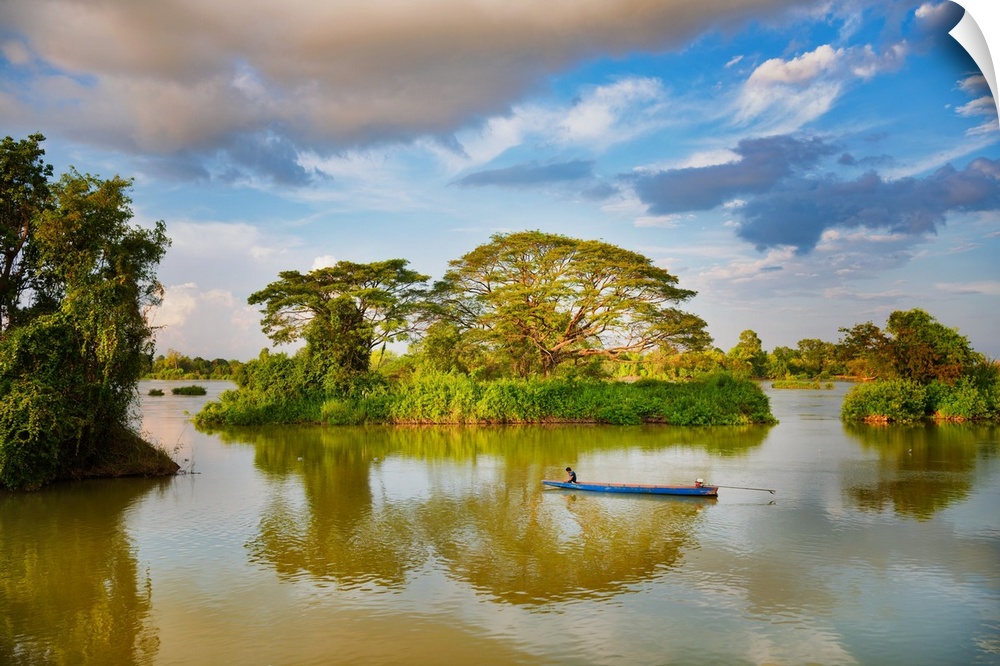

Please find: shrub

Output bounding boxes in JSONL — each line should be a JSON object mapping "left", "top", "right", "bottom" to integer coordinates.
{"left": 171, "top": 385, "right": 206, "bottom": 396}
{"left": 931, "top": 379, "right": 994, "bottom": 421}
{"left": 841, "top": 379, "right": 927, "bottom": 423}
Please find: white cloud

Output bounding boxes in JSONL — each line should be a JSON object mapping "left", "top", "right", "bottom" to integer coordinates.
{"left": 735, "top": 42, "right": 907, "bottom": 131}
{"left": 0, "top": 39, "right": 31, "bottom": 65}
{"left": 150, "top": 283, "right": 273, "bottom": 359}
{"left": 934, "top": 280, "right": 1000, "bottom": 296}
{"left": 555, "top": 77, "right": 667, "bottom": 147}
{"left": 634, "top": 213, "right": 689, "bottom": 228}
{"left": 311, "top": 255, "right": 337, "bottom": 270}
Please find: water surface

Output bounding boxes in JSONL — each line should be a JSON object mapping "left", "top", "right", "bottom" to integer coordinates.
{"left": 1, "top": 380, "right": 997, "bottom": 665}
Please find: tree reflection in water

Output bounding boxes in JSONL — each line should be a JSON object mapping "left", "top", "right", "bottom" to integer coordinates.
{"left": 425, "top": 486, "right": 714, "bottom": 604}
{"left": 841, "top": 422, "right": 995, "bottom": 520}
{"left": 0, "top": 479, "right": 165, "bottom": 666}
{"left": 220, "top": 424, "right": 755, "bottom": 604}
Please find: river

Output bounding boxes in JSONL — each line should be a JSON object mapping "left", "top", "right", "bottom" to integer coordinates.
{"left": 1, "top": 380, "right": 997, "bottom": 665}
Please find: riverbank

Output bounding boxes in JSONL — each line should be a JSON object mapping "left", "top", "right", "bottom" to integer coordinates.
{"left": 61, "top": 429, "right": 180, "bottom": 482}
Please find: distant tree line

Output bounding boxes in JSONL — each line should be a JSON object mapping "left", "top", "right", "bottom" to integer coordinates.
{"left": 145, "top": 350, "right": 242, "bottom": 380}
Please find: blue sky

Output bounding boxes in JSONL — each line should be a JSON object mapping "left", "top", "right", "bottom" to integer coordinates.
{"left": 1, "top": 0, "right": 998, "bottom": 361}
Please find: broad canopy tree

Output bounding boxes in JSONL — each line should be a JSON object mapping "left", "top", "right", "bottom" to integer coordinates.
{"left": 432, "top": 230, "right": 711, "bottom": 376}
{"left": 248, "top": 259, "right": 429, "bottom": 386}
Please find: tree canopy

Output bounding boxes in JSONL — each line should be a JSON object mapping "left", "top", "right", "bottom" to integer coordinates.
{"left": 0, "top": 133, "right": 53, "bottom": 332}
{"left": 248, "top": 259, "right": 429, "bottom": 386}
{"left": 837, "top": 308, "right": 980, "bottom": 385}
{"left": 432, "top": 230, "right": 711, "bottom": 376}
{"left": 0, "top": 135, "right": 173, "bottom": 490}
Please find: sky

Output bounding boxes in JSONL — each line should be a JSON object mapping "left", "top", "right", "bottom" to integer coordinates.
{"left": 1, "top": 0, "right": 998, "bottom": 361}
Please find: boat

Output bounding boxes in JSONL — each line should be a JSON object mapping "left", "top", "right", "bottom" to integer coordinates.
{"left": 541, "top": 480, "right": 718, "bottom": 497}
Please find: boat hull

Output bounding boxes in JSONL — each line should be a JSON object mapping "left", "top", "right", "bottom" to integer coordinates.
{"left": 542, "top": 480, "right": 718, "bottom": 496}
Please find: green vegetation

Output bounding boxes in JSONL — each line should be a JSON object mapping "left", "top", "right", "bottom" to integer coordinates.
{"left": 197, "top": 232, "right": 766, "bottom": 428}
{"left": 840, "top": 310, "right": 999, "bottom": 423}
{"left": 171, "top": 385, "right": 207, "bottom": 396}
{"left": 148, "top": 388, "right": 165, "bottom": 396}
{"left": 198, "top": 368, "right": 775, "bottom": 427}
{"left": 771, "top": 380, "right": 834, "bottom": 389}
{"left": 430, "top": 231, "right": 712, "bottom": 377}
{"left": 0, "top": 134, "right": 176, "bottom": 490}
{"left": 146, "top": 350, "right": 241, "bottom": 379}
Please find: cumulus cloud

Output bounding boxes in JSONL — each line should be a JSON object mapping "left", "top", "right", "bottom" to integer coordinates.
{"left": 632, "top": 135, "right": 836, "bottom": 214}
{"left": 0, "top": 0, "right": 801, "bottom": 181}
{"left": 631, "top": 130, "right": 1000, "bottom": 255}
{"left": 150, "top": 283, "right": 270, "bottom": 359}
{"left": 737, "top": 157, "right": 1000, "bottom": 253}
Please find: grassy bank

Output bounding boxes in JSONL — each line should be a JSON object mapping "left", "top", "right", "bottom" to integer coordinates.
{"left": 196, "top": 372, "right": 777, "bottom": 427}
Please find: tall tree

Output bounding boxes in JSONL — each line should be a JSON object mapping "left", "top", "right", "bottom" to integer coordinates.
{"left": 728, "top": 329, "right": 767, "bottom": 378}
{"left": 0, "top": 165, "right": 170, "bottom": 489}
{"left": 248, "top": 259, "right": 429, "bottom": 380}
{"left": 433, "top": 231, "right": 711, "bottom": 377}
{"left": 884, "top": 308, "right": 977, "bottom": 384}
{"left": 796, "top": 338, "right": 837, "bottom": 377}
{"left": 0, "top": 133, "right": 53, "bottom": 332}
{"left": 836, "top": 321, "right": 889, "bottom": 379}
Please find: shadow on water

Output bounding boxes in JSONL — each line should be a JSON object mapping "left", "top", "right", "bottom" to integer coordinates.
{"left": 0, "top": 478, "right": 171, "bottom": 666}
{"left": 206, "top": 424, "right": 749, "bottom": 605}
{"left": 841, "top": 422, "right": 999, "bottom": 520}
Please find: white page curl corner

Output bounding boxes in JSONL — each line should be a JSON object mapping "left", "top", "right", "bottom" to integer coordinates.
{"left": 950, "top": 0, "right": 999, "bottom": 129}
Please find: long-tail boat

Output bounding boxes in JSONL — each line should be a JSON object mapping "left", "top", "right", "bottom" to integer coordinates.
{"left": 541, "top": 479, "right": 718, "bottom": 497}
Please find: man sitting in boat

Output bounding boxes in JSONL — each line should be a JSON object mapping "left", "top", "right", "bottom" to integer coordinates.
{"left": 565, "top": 467, "right": 577, "bottom": 483}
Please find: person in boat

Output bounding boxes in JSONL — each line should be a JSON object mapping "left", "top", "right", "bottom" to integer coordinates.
{"left": 565, "top": 467, "right": 577, "bottom": 483}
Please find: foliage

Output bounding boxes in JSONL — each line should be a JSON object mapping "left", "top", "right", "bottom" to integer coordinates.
{"left": 148, "top": 388, "right": 164, "bottom": 396}
{"left": 841, "top": 379, "right": 928, "bottom": 423}
{"left": 171, "top": 385, "right": 207, "bottom": 396}
{"left": 771, "top": 380, "right": 834, "bottom": 389}
{"left": 146, "top": 350, "right": 241, "bottom": 379}
{"left": 195, "top": 349, "right": 327, "bottom": 425}
{"left": 837, "top": 309, "right": 980, "bottom": 384}
{"left": 0, "top": 136, "right": 172, "bottom": 490}
{"left": 381, "top": 372, "right": 774, "bottom": 425}
{"left": 0, "top": 133, "right": 53, "bottom": 332}
{"left": 838, "top": 310, "right": 998, "bottom": 423}
{"left": 883, "top": 309, "right": 978, "bottom": 385}
{"left": 727, "top": 329, "right": 767, "bottom": 378}
{"left": 248, "top": 259, "right": 429, "bottom": 391}
{"left": 430, "top": 230, "right": 711, "bottom": 377}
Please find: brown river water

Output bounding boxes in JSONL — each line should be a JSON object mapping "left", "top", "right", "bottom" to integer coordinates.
{"left": 1, "top": 380, "right": 998, "bottom": 665}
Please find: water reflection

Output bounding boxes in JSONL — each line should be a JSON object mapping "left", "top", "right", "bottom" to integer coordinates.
{"left": 427, "top": 488, "right": 714, "bottom": 605}
{"left": 842, "top": 422, "right": 997, "bottom": 519}
{"left": 208, "top": 424, "right": 738, "bottom": 604}
{"left": 0, "top": 479, "right": 167, "bottom": 666}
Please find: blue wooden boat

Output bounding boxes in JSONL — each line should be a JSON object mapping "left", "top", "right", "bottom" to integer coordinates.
{"left": 542, "top": 480, "right": 718, "bottom": 497}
